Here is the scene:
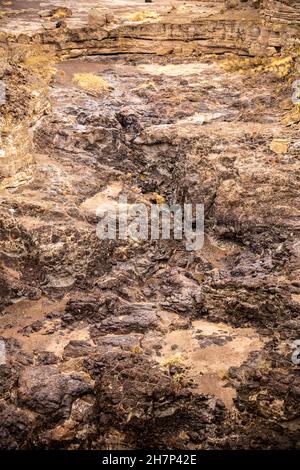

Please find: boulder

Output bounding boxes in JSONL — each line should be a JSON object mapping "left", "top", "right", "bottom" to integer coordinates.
{"left": 18, "top": 366, "right": 93, "bottom": 419}
{"left": 88, "top": 8, "right": 115, "bottom": 27}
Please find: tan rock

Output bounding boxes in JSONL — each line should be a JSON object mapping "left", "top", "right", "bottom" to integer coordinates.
{"left": 41, "top": 7, "right": 73, "bottom": 20}
{"left": 270, "top": 138, "right": 290, "bottom": 154}
{"left": 88, "top": 8, "right": 115, "bottom": 27}
{"left": 282, "top": 107, "right": 300, "bottom": 127}
{"left": 51, "top": 419, "right": 77, "bottom": 441}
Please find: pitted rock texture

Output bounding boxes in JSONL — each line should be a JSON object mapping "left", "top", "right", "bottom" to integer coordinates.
{"left": 18, "top": 365, "right": 93, "bottom": 417}
{"left": 93, "top": 352, "right": 226, "bottom": 449}
{"left": 0, "top": 0, "right": 300, "bottom": 451}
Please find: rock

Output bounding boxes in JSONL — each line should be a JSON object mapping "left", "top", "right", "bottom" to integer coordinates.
{"left": 0, "top": 0, "right": 300, "bottom": 451}
{"left": 70, "top": 396, "right": 95, "bottom": 423}
{"left": 18, "top": 366, "right": 93, "bottom": 419}
{"left": 225, "top": 0, "right": 239, "bottom": 9}
{"left": 0, "top": 366, "right": 18, "bottom": 399}
{"left": 94, "top": 353, "right": 225, "bottom": 448}
{"left": 283, "top": 107, "right": 300, "bottom": 126}
{"left": 88, "top": 8, "right": 115, "bottom": 27}
{"left": 35, "top": 351, "right": 58, "bottom": 365}
{"left": 50, "top": 418, "right": 77, "bottom": 441}
{"left": 0, "top": 401, "right": 32, "bottom": 450}
{"left": 39, "top": 7, "right": 72, "bottom": 20}
{"left": 63, "top": 340, "right": 96, "bottom": 358}
{"left": 65, "top": 296, "right": 106, "bottom": 323}
{"left": 98, "top": 303, "right": 159, "bottom": 334}
{"left": 39, "top": 10, "right": 52, "bottom": 18}
{"left": 270, "top": 138, "right": 290, "bottom": 154}
{"left": 92, "top": 333, "right": 143, "bottom": 351}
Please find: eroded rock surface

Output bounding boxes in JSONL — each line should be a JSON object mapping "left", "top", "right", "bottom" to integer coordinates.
{"left": 0, "top": 0, "right": 299, "bottom": 450}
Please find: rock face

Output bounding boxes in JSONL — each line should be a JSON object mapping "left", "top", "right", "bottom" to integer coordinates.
{"left": 0, "top": 1, "right": 299, "bottom": 56}
{"left": 0, "top": 401, "right": 32, "bottom": 450}
{"left": 0, "top": 49, "right": 51, "bottom": 182}
{"left": 263, "top": 0, "right": 300, "bottom": 24}
{"left": 94, "top": 353, "right": 225, "bottom": 449}
{"left": 88, "top": 8, "right": 115, "bottom": 27}
{"left": 0, "top": 0, "right": 299, "bottom": 450}
{"left": 18, "top": 366, "right": 93, "bottom": 417}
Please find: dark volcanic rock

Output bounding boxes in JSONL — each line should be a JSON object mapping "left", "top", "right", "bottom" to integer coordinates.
{"left": 18, "top": 366, "right": 93, "bottom": 419}
{"left": 0, "top": 401, "right": 32, "bottom": 450}
{"left": 63, "top": 340, "right": 96, "bottom": 358}
{"left": 94, "top": 353, "right": 225, "bottom": 449}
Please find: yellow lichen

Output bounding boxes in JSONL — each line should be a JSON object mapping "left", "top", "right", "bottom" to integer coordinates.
{"left": 220, "top": 55, "right": 294, "bottom": 79}
{"left": 130, "top": 345, "right": 142, "bottom": 354}
{"left": 72, "top": 73, "right": 110, "bottom": 96}
{"left": 172, "top": 372, "right": 184, "bottom": 383}
{"left": 160, "top": 352, "right": 184, "bottom": 369}
{"left": 23, "top": 54, "right": 57, "bottom": 69}
{"left": 125, "top": 10, "right": 160, "bottom": 22}
{"left": 153, "top": 193, "right": 166, "bottom": 205}
{"left": 21, "top": 52, "right": 57, "bottom": 84}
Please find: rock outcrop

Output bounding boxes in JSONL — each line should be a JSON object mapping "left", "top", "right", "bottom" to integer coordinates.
{"left": 0, "top": 0, "right": 299, "bottom": 450}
